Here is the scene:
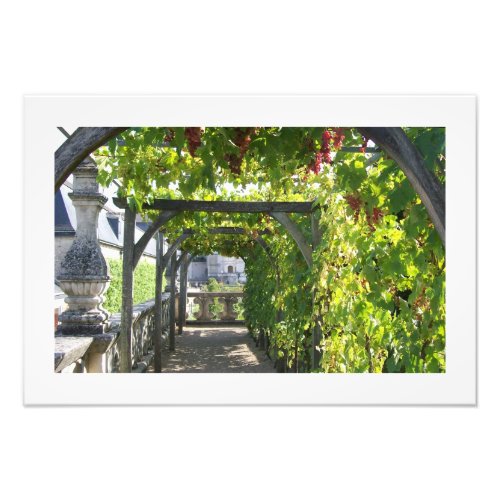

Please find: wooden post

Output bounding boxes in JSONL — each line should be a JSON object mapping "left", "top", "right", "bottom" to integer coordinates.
{"left": 311, "top": 211, "right": 323, "bottom": 371}
{"left": 119, "top": 206, "right": 135, "bottom": 373}
{"left": 169, "top": 252, "right": 177, "bottom": 351}
{"left": 154, "top": 231, "right": 164, "bottom": 372}
{"left": 179, "top": 253, "right": 189, "bottom": 335}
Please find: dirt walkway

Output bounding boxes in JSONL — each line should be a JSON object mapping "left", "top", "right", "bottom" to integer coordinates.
{"left": 148, "top": 326, "right": 276, "bottom": 373}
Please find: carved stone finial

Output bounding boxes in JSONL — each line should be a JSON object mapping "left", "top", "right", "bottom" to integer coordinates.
{"left": 57, "top": 159, "right": 111, "bottom": 335}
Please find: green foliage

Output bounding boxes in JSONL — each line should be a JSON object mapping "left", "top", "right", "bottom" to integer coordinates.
{"left": 208, "top": 298, "right": 224, "bottom": 319}
{"left": 203, "top": 277, "right": 222, "bottom": 292}
{"left": 96, "top": 126, "right": 445, "bottom": 372}
{"left": 104, "top": 258, "right": 165, "bottom": 313}
{"left": 104, "top": 259, "right": 123, "bottom": 313}
{"left": 233, "top": 298, "right": 245, "bottom": 320}
{"left": 200, "top": 279, "right": 243, "bottom": 318}
{"left": 220, "top": 283, "right": 243, "bottom": 292}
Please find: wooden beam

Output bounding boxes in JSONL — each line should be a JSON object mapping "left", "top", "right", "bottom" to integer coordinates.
{"left": 55, "top": 127, "right": 126, "bottom": 191}
{"left": 119, "top": 206, "right": 135, "bottom": 372}
{"left": 311, "top": 211, "right": 322, "bottom": 370}
{"left": 154, "top": 232, "right": 164, "bottom": 373}
{"left": 270, "top": 212, "right": 313, "bottom": 268}
{"left": 113, "top": 198, "right": 315, "bottom": 213}
{"left": 181, "top": 227, "right": 271, "bottom": 236}
{"left": 161, "top": 233, "right": 191, "bottom": 269}
{"left": 357, "top": 127, "right": 445, "bottom": 246}
{"left": 132, "top": 210, "right": 179, "bottom": 269}
{"left": 311, "top": 212, "right": 322, "bottom": 249}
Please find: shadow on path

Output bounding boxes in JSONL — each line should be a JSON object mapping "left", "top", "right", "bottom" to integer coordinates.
{"left": 148, "top": 326, "right": 276, "bottom": 373}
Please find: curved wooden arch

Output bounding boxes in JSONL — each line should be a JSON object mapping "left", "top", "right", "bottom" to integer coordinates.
{"left": 358, "top": 127, "right": 445, "bottom": 245}
{"left": 55, "top": 126, "right": 445, "bottom": 246}
{"left": 55, "top": 127, "right": 126, "bottom": 191}
{"left": 269, "top": 212, "right": 313, "bottom": 268}
{"left": 133, "top": 211, "right": 179, "bottom": 269}
{"left": 161, "top": 233, "right": 192, "bottom": 269}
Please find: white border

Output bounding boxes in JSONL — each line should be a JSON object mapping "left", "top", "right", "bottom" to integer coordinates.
{"left": 23, "top": 95, "right": 476, "bottom": 405}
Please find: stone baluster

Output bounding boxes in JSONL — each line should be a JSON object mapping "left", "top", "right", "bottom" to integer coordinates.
{"left": 56, "top": 158, "right": 113, "bottom": 371}
{"left": 193, "top": 296, "right": 212, "bottom": 321}
{"left": 222, "top": 296, "right": 238, "bottom": 321}
{"left": 187, "top": 297, "right": 194, "bottom": 320}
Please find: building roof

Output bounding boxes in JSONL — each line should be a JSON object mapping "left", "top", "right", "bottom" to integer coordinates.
{"left": 55, "top": 184, "right": 158, "bottom": 257}
{"left": 54, "top": 189, "right": 76, "bottom": 236}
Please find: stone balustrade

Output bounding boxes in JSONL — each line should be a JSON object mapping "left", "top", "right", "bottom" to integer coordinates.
{"left": 186, "top": 291, "right": 244, "bottom": 323}
{"left": 55, "top": 294, "right": 170, "bottom": 373}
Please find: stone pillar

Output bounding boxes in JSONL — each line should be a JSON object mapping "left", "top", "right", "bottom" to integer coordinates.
{"left": 57, "top": 159, "right": 111, "bottom": 336}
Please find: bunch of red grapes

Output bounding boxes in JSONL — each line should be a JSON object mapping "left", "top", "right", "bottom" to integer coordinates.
{"left": 306, "top": 128, "right": 346, "bottom": 175}
{"left": 185, "top": 127, "right": 203, "bottom": 157}
{"left": 346, "top": 192, "right": 383, "bottom": 231}
{"left": 306, "top": 151, "right": 323, "bottom": 175}
{"left": 320, "top": 130, "right": 333, "bottom": 163}
{"left": 366, "top": 207, "right": 383, "bottom": 231}
{"left": 332, "top": 127, "right": 345, "bottom": 150}
{"left": 225, "top": 127, "right": 256, "bottom": 175}
{"left": 345, "top": 193, "right": 363, "bottom": 218}
{"left": 360, "top": 135, "right": 368, "bottom": 154}
{"left": 163, "top": 128, "right": 175, "bottom": 144}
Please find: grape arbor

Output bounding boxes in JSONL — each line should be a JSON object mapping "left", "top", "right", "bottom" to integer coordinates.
{"left": 56, "top": 125, "right": 446, "bottom": 373}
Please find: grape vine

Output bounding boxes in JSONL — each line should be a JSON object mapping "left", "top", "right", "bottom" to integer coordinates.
{"left": 95, "top": 126, "right": 446, "bottom": 373}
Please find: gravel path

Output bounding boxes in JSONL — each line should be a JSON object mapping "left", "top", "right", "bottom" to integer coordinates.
{"left": 148, "top": 326, "right": 276, "bottom": 373}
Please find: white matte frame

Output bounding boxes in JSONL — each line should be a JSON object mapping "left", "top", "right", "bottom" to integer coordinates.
{"left": 23, "top": 95, "right": 476, "bottom": 405}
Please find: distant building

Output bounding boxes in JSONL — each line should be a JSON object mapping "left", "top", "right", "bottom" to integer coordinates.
{"left": 188, "top": 253, "right": 245, "bottom": 285}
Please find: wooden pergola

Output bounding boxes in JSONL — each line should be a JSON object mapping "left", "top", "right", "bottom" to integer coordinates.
{"left": 54, "top": 126, "right": 446, "bottom": 374}
{"left": 112, "top": 198, "right": 322, "bottom": 373}
{"left": 57, "top": 127, "right": 446, "bottom": 245}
